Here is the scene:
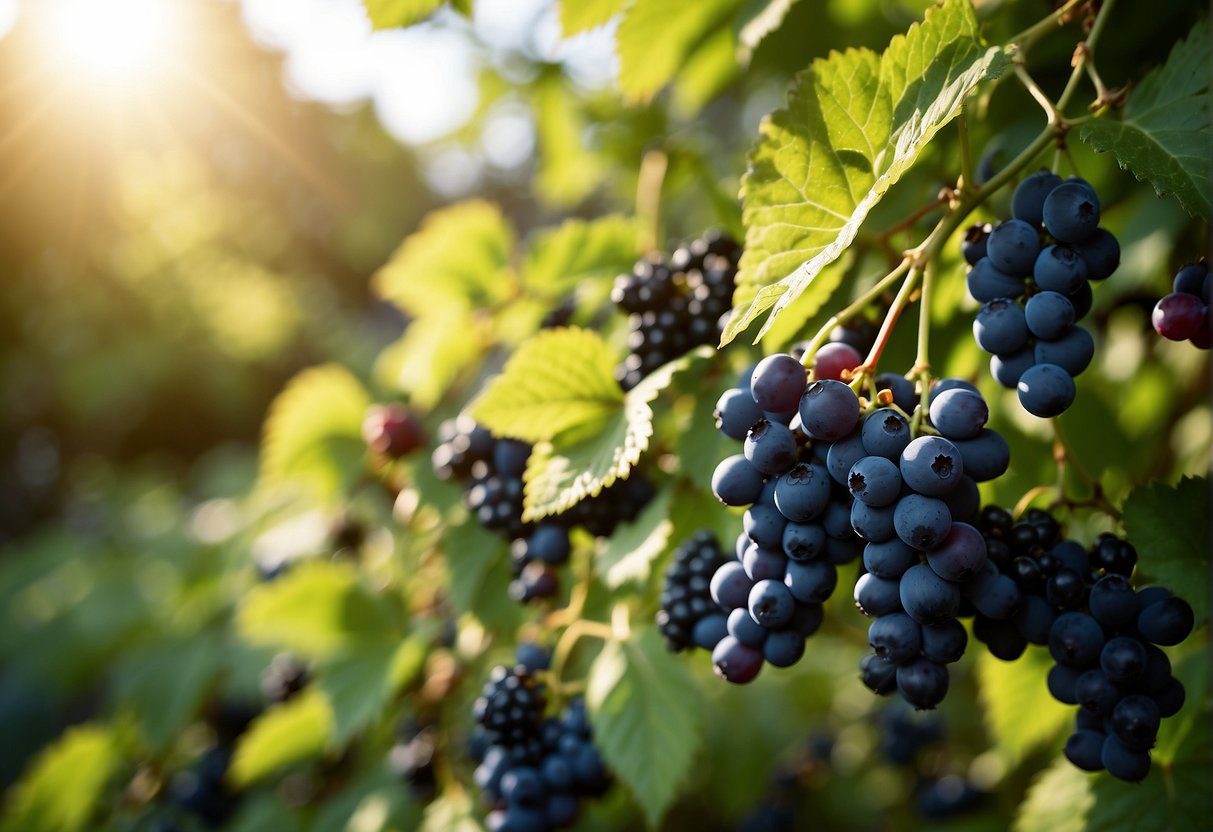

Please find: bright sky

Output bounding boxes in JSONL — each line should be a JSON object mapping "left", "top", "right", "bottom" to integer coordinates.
{"left": 238, "top": 0, "right": 617, "bottom": 145}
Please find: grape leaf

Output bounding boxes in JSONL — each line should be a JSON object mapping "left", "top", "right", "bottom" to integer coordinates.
{"left": 558, "top": 0, "right": 626, "bottom": 37}
{"left": 735, "top": 0, "right": 800, "bottom": 63}
{"left": 587, "top": 627, "right": 701, "bottom": 827}
{"left": 1, "top": 724, "right": 122, "bottom": 832}
{"left": 319, "top": 632, "right": 430, "bottom": 744}
{"left": 230, "top": 690, "right": 334, "bottom": 785}
{"left": 533, "top": 75, "right": 608, "bottom": 208}
{"left": 521, "top": 215, "right": 642, "bottom": 295}
{"left": 596, "top": 486, "right": 673, "bottom": 588}
{"left": 977, "top": 647, "right": 1071, "bottom": 765}
{"left": 723, "top": 0, "right": 1007, "bottom": 344}
{"left": 1080, "top": 19, "right": 1211, "bottom": 219}
{"left": 419, "top": 790, "right": 483, "bottom": 832}
{"left": 237, "top": 561, "right": 395, "bottom": 661}
{"left": 616, "top": 0, "right": 742, "bottom": 104}
{"left": 1122, "top": 475, "right": 1209, "bottom": 623}
{"left": 471, "top": 327, "right": 624, "bottom": 444}
{"left": 374, "top": 309, "right": 484, "bottom": 410}
{"left": 1015, "top": 694, "right": 1212, "bottom": 832}
{"left": 363, "top": 0, "right": 444, "bottom": 29}
{"left": 522, "top": 347, "right": 711, "bottom": 519}
{"left": 1013, "top": 759, "right": 1094, "bottom": 832}
{"left": 112, "top": 634, "right": 220, "bottom": 753}
{"left": 259, "top": 364, "right": 370, "bottom": 505}
{"left": 373, "top": 200, "right": 514, "bottom": 316}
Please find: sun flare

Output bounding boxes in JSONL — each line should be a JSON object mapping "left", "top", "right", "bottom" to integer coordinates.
{"left": 37, "top": 0, "right": 176, "bottom": 80}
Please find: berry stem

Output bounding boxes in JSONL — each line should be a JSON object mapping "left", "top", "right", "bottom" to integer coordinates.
{"left": 548, "top": 618, "right": 615, "bottom": 704}
{"left": 798, "top": 258, "right": 912, "bottom": 369}
{"left": 861, "top": 266, "right": 921, "bottom": 373}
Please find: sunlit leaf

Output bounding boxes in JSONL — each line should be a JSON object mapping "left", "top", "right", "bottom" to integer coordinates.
{"left": 363, "top": 0, "right": 444, "bottom": 29}
{"left": 259, "top": 364, "right": 371, "bottom": 505}
{"left": 1080, "top": 19, "right": 1211, "bottom": 219}
{"left": 1012, "top": 759, "right": 1093, "bottom": 832}
{"left": 1122, "top": 475, "right": 1209, "bottom": 623}
{"left": 588, "top": 627, "right": 701, "bottom": 827}
{"left": 230, "top": 690, "right": 334, "bottom": 785}
{"left": 977, "top": 646, "right": 1070, "bottom": 765}
{"left": 319, "top": 633, "right": 430, "bottom": 744}
{"left": 558, "top": 0, "right": 626, "bottom": 37}
{"left": 237, "top": 561, "right": 395, "bottom": 661}
{"left": 373, "top": 200, "right": 514, "bottom": 316}
{"left": 533, "top": 76, "right": 608, "bottom": 208}
{"left": 419, "top": 790, "right": 483, "bottom": 832}
{"left": 596, "top": 487, "right": 673, "bottom": 588}
{"left": 523, "top": 347, "right": 711, "bottom": 519}
{"left": 521, "top": 215, "right": 642, "bottom": 295}
{"left": 616, "top": 0, "right": 742, "bottom": 103}
{"left": 735, "top": 0, "right": 801, "bottom": 63}
{"left": 1, "top": 725, "right": 122, "bottom": 832}
{"left": 112, "top": 634, "right": 220, "bottom": 753}
{"left": 471, "top": 327, "right": 623, "bottom": 443}
{"left": 375, "top": 309, "right": 485, "bottom": 410}
{"left": 724, "top": 0, "right": 1007, "bottom": 344}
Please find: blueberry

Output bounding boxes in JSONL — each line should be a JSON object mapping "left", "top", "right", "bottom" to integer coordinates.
{"left": 900, "top": 436, "right": 964, "bottom": 496}
{"left": 1034, "top": 326, "right": 1094, "bottom": 376}
{"left": 1017, "top": 363, "right": 1076, "bottom": 417}
{"left": 1011, "top": 169, "right": 1063, "bottom": 227}
{"left": 1033, "top": 244, "right": 1088, "bottom": 294}
{"left": 986, "top": 219, "right": 1041, "bottom": 275}
{"left": 928, "top": 388, "right": 989, "bottom": 440}
{"left": 974, "top": 298, "right": 1029, "bottom": 354}
{"left": 1025, "top": 291, "right": 1076, "bottom": 340}
{"left": 967, "top": 258, "right": 1027, "bottom": 302}
{"left": 1043, "top": 180, "right": 1101, "bottom": 243}
{"left": 990, "top": 348, "right": 1036, "bottom": 388}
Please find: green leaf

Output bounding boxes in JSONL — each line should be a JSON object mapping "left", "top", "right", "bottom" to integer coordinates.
{"left": 374, "top": 309, "right": 483, "bottom": 410}
{"left": 1013, "top": 759, "right": 1094, "bottom": 832}
{"left": 532, "top": 76, "right": 608, "bottom": 208}
{"left": 237, "top": 561, "right": 395, "bottom": 661}
{"left": 363, "top": 0, "right": 443, "bottom": 29}
{"left": 1015, "top": 699, "right": 1213, "bottom": 832}
{"left": 373, "top": 200, "right": 514, "bottom": 316}
{"left": 230, "top": 690, "right": 334, "bottom": 785}
{"left": 735, "top": 0, "right": 800, "bottom": 63}
{"left": 616, "top": 0, "right": 741, "bottom": 103}
{"left": 259, "top": 364, "right": 371, "bottom": 505}
{"left": 112, "top": 634, "right": 220, "bottom": 753}
{"left": 587, "top": 627, "right": 701, "bottom": 827}
{"left": 1, "top": 724, "right": 122, "bottom": 832}
{"left": 1080, "top": 19, "right": 1210, "bottom": 219}
{"left": 977, "top": 646, "right": 1071, "bottom": 765}
{"left": 1122, "top": 475, "right": 1209, "bottom": 623}
{"left": 522, "top": 347, "right": 710, "bottom": 519}
{"left": 558, "top": 0, "right": 625, "bottom": 36}
{"left": 521, "top": 215, "right": 642, "bottom": 295}
{"left": 319, "top": 633, "right": 429, "bottom": 745}
{"left": 419, "top": 790, "right": 483, "bottom": 832}
{"left": 471, "top": 327, "right": 623, "bottom": 443}
{"left": 596, "top": 487, "right": 673, "bottom": 588}
{"left": 723, "top": 0, "right": 1007, "bottom": 344}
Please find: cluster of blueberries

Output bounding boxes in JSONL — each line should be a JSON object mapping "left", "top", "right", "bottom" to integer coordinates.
{"left": 432, "top": 416, "right": 653, "bottom": 603}
{"left": 965, "top": 170, "right": 1121, "bottom": 417}
{"left": 1152, "top": 259, "right": 1211, "bottom": 349}
{"left": 469, "top": 648, "right": 611, "bottom": 831}
{"left": 611, "top": 230, "right": 740, "bottom": 391}
{"left": 851, "top": 382, "right": 1013, "bottom": 709}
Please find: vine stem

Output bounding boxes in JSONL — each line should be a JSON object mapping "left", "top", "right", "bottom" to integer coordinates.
{"left": 548, "top": 618, "right": 614, "bottom": 703}
{"left": 1056, "top": 0, "right": 1116, "bottom": 114}
{"left": 636, "top": 149, "right": 668, "bottom": 255}
{"left": 1050, "top": 417, "right": 1123, "bottom": 520}
{"left": 1008, "top": 0, "right": 1086, "bottom": 52}
{"left": 799, "top": 258, "right": 912, "bottom": 369}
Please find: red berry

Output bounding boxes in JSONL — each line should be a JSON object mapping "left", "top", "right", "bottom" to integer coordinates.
{"left": 362, "top": 404, "right": 426, "bottom": 458}
{"left": 1152, "top": 292, "right": 1207, "bottom": 341}
{"left": 813, "top": 342, "right": 862, "bottom": 381}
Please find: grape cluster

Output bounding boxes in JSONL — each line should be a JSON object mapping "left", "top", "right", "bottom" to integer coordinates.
{"left": 851, "top": 382, "right": 1012, "bottom": 709}
{"left": 964, "top": 171, "right": 1120, "bottom": 417}
{"left": 972, "top": 506, "right": 1194, "bottom": 782}
{"left": 471, "top": 661, "right": 611, "bottom": 830}
{"left": 873, "top": 707, "right": 986, "bottom": 821}
{"left": 1152, "top": 259, "right": 1211, "bottom": 349}
{"left": 655, "top": 531, "right": 730, "bottom": 652}
{"left": 705, "top": 356, "right": 878, "bottom": 684}
{"left": 433, "top": 416, "right": 653, "bottom": 602}
{"left": 612, "top": 231, "right": 740, "bottom": 391}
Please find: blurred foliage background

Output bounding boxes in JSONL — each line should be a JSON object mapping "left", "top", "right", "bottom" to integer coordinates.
{"left": 0, "top": 0, "right": 1207, "bottom": 830}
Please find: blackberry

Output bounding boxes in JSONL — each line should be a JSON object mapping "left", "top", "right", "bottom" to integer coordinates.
{"left": 613, "top": 231, "right": 740, "bottom": 390}
{"left": 473, "top": 665, "right": 548, "bottom": 759}
{"left": 656, "top": 531, "right": 730, "bottom": 651}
